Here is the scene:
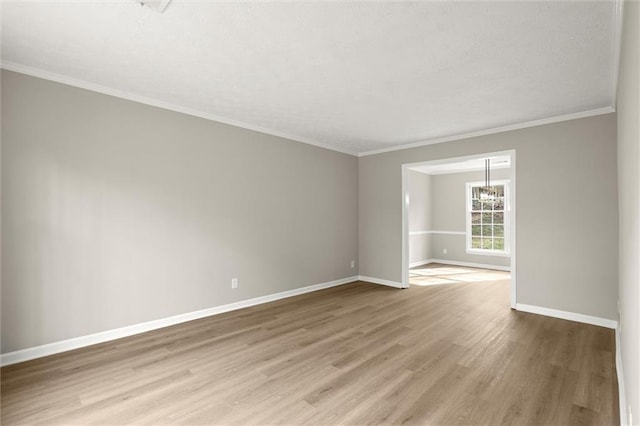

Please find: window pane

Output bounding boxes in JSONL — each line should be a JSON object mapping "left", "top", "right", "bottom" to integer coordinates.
{"left": 482, "top": 238, "right": 493, "bottom": 249}
{"left": 469, "top": 183, "right": 508, "bottom": 252}
{"left": 471, "top": 237, "right": 482, "bottom": 248}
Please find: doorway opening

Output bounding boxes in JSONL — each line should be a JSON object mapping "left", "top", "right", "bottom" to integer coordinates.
{"left": 401, "top": 150, "right": 516, "bottom": 308}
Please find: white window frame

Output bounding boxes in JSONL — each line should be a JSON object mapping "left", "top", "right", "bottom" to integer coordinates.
{"left": 465, "top": 179, "right": 510, "bottom": 257}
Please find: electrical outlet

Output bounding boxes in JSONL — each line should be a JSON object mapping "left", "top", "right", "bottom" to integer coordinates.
{"left": 231, "top": 278, "right": 238, "bottom": 289}
{"left": 350, "top": 260, "right": 355, "bottom": 269}
{"left": 443, "top": 248, "right": 447, "bottom": 255}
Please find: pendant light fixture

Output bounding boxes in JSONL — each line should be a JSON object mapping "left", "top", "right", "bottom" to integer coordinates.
{"left": 480, "top": 158, "right": 495, "bottom": 200}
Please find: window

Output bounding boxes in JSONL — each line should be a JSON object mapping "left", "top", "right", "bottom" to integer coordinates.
{"left": 466, "top": 180, "right": 509, "bottom": 255}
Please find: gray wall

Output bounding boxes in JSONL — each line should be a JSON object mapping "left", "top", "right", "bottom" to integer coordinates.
{"left": 430, "top": 168, "right": 510, "bottom": 268}
{"left": 408, "top": 168, "right": 510, "bottom": 268}
{"left": 407, "top": 170, "right": 431, "bottom": 263}
{"left": 430, "top": 169, "right": 509, "bottom": 232}
{"left": 359, "top": 113, "right": 618, "bottom": 320}
{"left": 1, "top": 71, "right": 359, "bottom": 353}
{"left": 617, "top": 0, "right": 640, "bottom": 421}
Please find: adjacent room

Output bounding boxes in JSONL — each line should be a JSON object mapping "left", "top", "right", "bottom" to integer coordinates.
{"left": 405, "top": 154, "right": 512, "bottom": 287}
{"left": 1, "top": 1, "right": 638, "bottom": 425}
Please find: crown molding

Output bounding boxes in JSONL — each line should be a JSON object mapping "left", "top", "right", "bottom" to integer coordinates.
{"left": 0, "top": 61, "right": 358, "bottom": 157}
{"left": 1, "top": 62, "right": 616, "bottom": 159}
{"left": 358, "top": 106, "right": 615, "bottom": 157}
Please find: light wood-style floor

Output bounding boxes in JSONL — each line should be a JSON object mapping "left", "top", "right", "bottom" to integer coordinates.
{"left": 1, "top": 265, "right": 617, "bottom": 425}
{"left": 409, "top": 263, "right": 512, "bottom": 287}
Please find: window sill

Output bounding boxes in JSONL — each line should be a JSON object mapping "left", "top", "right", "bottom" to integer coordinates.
{"left": 466, "top": 249, "right": 511, "bottom": 257}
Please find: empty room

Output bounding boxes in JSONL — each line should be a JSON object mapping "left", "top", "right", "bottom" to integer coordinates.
{"left": 1, "top": 1, "right": 639, "bottom": 425}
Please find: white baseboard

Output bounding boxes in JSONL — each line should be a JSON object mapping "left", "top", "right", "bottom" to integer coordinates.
{"left": 358, "top": 275, "right": 404, "bottom": 289}
{"left": 0, "top": 275, "right": 359, "bottom": 367}
{"left": 409, "top": 259, "right": 431, "bottom": 268}
{"left": 515, "top": 303, "right": 618, "bottom": 329}
{"left": 616, "top": 327, "right": 628, "bottom": 426}
{"left": 408, "top": 230, "right": 466, "bottom": 236}
{"left": 416, "top": 258, "right": 511, "bottom": 272}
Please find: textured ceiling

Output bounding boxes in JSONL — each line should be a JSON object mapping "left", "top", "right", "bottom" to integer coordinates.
{"left": 1, "top": 1, "right": 619, "bottom": 155}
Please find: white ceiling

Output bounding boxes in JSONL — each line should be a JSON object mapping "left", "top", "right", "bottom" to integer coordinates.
{"left": 1, "top": 1, "right": 620, "bottom": 156}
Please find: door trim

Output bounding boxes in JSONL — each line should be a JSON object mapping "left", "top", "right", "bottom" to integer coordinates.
{"left": 401, "top": 149, "right": 517, "bottom": 309}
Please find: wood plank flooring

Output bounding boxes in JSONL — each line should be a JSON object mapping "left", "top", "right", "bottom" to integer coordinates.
{"left": 1, "top": 265, "right": 617, "bottom": 425}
